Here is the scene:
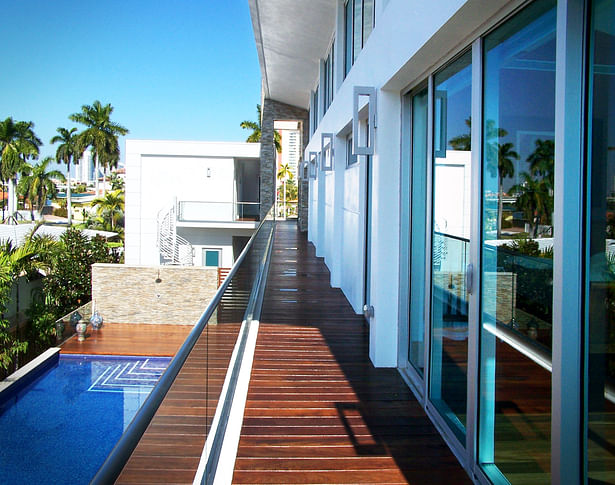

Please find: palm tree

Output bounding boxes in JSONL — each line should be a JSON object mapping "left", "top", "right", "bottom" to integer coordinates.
{"left": 91, "top": 189, "right": 124, "bottom": 231}
{"left": 18, "top": 157, "right": 65, "bottom": 218}
{"left": 528, "top": 139, "right": 555, "bottom": 191}
{"left": 277, "top": 163, "right": 292, "bottom": 218}
{"left": 240, "top": 104, "right": 282, "bottom": 153}
{"left": 487, "top": 142, "right": 518, "bottom": 238}
{"left": 0, "top": 118, "right": 42, "bottom": 221}
{"left": 0, "top": 230, "right": 57, "bottom": 370}
{"left": 70, "top": 101, "right": 128, "bottom": 196}
{"left": 51, "top": 127, "right": 80, "bottom": 225}
{"left": 510, "top": 172, "right": 551, "bottom": 238}
{"left": 449, "top": 117, "right": 471, "bottom": 151}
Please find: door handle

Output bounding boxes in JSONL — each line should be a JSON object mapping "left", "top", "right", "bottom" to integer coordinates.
{"left": 465, "top": 263, "right": 474, "bottom": 295}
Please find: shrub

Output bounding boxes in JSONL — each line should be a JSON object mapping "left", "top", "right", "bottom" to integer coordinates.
{"left": 43, "top": 228, "right": 113, "bottom": 316}
{"left": 503, "top": 237, "right": 540, "bottom": 257}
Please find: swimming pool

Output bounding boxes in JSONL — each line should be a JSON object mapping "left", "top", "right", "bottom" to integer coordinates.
{"left": 0, "top": 354, "right": 171, "bottom": 485}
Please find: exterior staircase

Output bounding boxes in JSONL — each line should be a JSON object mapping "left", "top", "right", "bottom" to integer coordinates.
{"left": 157, "top": 204, "right": 193, "bottom": 265}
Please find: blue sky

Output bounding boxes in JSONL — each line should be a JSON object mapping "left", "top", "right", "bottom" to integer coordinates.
{"left": 0, "top": 0, "right": 261, "bottom": 167}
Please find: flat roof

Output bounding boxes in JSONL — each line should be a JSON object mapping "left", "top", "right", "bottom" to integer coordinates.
{"left": 248, "top": 0, "right": 336, "bottom": 108}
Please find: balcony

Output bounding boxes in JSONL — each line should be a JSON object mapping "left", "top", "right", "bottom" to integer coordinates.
{"left": 91, "top": 219, "right": 471, "bottom": 484}
{"left": 176, "top": 201, "right": 260, "bottom": 229}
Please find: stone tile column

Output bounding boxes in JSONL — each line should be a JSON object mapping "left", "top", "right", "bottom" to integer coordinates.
{"left": 259, "top": 98, "right": 309, "bottom": 230}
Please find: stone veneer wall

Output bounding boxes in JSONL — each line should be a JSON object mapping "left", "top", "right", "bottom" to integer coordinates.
{"left": 433, "top": 271, "right": 517, "bottom": 324}
{"left": 92, "top": 264, "right": 218, "bottom": 325}
{"left": 260, "top": 98, "right": 309, "bottom": 227}
{"left": 298, "top": 177, "right": 309, "bottom": 232}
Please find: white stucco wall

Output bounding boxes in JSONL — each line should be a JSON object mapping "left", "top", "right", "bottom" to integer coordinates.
{"left": 125, "top": 140, "right": 260, "bottom": 266}
{"left": 302, "top": 0, "right": 522, "bottom": 367}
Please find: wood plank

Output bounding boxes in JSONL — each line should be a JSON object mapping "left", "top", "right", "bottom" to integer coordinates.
{"left": 232, "top": 221, "right": 472, "bottom": 484}
{"left": 116, "top": 322, "right": 241, "bottom": 484}
{"left": 60, "top": 323, "right": 193, "bottom": 356}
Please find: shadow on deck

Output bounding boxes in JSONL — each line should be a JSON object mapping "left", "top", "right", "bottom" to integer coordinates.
{"left": 232, "top": 221, "right": 471, "bottom": 484}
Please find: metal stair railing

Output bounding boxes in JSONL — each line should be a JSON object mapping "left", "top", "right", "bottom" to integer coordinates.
{"left": 157, "top": 204, "right": 193, "bottom": 265}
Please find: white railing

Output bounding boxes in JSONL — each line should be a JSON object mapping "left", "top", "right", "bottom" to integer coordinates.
{"left": 177, "top": 201, "right": 260, "bottom": 223}
{"left": 157, "top": 205, "right": 193, "bottom": 265}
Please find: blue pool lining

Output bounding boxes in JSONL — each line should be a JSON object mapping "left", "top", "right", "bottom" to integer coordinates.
{"left": 0, "top": 347, "right": 60, "bottom": 407}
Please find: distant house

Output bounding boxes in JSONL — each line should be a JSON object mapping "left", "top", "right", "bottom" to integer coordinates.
{"left": 124, "top": 140, "right": 261, "bottom": 268}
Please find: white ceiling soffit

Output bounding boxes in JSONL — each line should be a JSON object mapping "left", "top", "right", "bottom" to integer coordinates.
{"left": 249, "top": 0, "right": 336, "bottom": 109}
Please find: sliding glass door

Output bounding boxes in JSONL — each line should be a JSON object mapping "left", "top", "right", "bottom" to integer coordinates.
{"left": 478, "top": 2, "right": 556, "bottom": 483}
{"left": 407, "top": 87, "right": 428, "bottom": 377}
{"left": 586, "top": 0, "right": 615, "bottom": 481}
{"left": 429, "top": 50, "right": 473, "bottom": 445}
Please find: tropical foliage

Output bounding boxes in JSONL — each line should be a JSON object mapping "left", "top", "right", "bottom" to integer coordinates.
{"left": 489, "top": 139, "right": 518, "bottom": 238}
{"left": 510, "top": 139, "right": 555, "bottom": 237}
{"left": 18, "top": 157, "right": 65, "bottom": 215}
{"left": 51, "top": 126, "right": 80, "bottom": 224}
{"left": 42, "top": 228, "right": 114, "bottom": 318}
{"left": 241, "top": 104, "right": 282, "bottom": 153}
{"left": 70, "top": 100, "right": 128, "bottom": 195}
{"left": 0, "top": 118, "right": 42, "bottom": 220}
{"left": 109, "top": 171, "right": 125, "bottom": 190}
{"left": 0, "top": 232, "right": 58, "bottom": 370}
{"left": 91, "top": 189, "right": 124, "bottom": 232}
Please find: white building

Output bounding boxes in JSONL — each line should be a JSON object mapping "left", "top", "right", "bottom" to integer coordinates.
{"left": 124, "top": 140, "right": 260, "bottom": 268}
{"left": 75, "top": 149, "right": 94, "bottom": 184}
{"left": 275, "top": 120, "right": 301, "bottom": 176}
{"left": 249, "top": 0, "right": 615, "bottom": 483}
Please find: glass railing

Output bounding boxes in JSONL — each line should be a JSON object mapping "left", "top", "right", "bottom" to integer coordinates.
{"left": 484, "top": 242, "right": 553, "bottom": 350}
{"left": 177, "top": 201, "right": 260, "bottom": 223}
{"left": 432, "top": 233, "right": 554, "bottom": 372}
{"left": 91, "top": 206, "right": 275, "bottom": 484}
{"left": 432, "top": 231, "right": 469, "bottom": 328}
{"left": 431, "top": 232, "right": 470, "bottom": 442}
{"left": 276, "top": 200, "right": 298, "bottom": 219}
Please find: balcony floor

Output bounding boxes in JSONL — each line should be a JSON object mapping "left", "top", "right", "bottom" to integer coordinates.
{"left": 114, "top": 221, "right": 471, "bottom": 484}
{"left": 231, "top": 221, "right": 471, "bottom": 484}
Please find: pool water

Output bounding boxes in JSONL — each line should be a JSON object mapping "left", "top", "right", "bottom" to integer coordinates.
{"left": 0, "top": 354, "right": 171, "bottom": 485}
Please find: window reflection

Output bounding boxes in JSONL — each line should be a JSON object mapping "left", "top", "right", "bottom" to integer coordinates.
{"left": 408, "top": 87, "right": 428, "bottom": 376}
{"left": 479, "top": 1, "right": 556, "bottom": 483}
{"left": 429, "top": 50, "right": 472, "bottom": 444}
{"left": 587, "top": 0, "right": 615, "bottom": 481}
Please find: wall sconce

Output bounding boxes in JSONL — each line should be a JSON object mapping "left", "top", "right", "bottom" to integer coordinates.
{"left": 207, "top": 168, "right": 211, "bottom": 178}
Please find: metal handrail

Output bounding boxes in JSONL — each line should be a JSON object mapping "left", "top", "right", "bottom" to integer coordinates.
{"left": 433, "top": 230, "right": 470, "bottom": 243}
{"left": 177, "top": 200, "right": 261, "bottom": 223}
{"left": 201, "top": 216, "right": 276, "bottom": 483}
{"left": 90, "top": 206, "right": 275, "bottom": 485}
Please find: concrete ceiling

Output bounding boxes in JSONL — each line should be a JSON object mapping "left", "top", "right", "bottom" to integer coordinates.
{"left": 249, "top": 0, "right": 336, "bottom": 110}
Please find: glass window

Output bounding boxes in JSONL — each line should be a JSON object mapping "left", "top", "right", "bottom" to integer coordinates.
{"left": 323, "top": 45, "right": 335, "bottom": 113}
{"left": 346, "top": 135, "right": 356, "bottom": 167}
{"left": 586, "top": 0, "right": 615, "bottom": 481}
{"left": 203, "top": 249, "right": 221, "bottom": 267}
{"left": 345, "top": 0, "right": 375, "bottom": 77}
{"left": 408, "top": 86, "right": 428, "bottom": 376}
{"left": 344, "top": 0, "right": 353, "bottom": 77}
{"left": 362, "top": 0, "right": 374, "bottom": 45}
{"left": 429, "top": 50, "right": 472, "bottom": 445}
{"left": 353, "top": 0, "right": 362, "bottom": 62}
{"left": 478, "top": 2, "right": 556, "bottom": 482}
{"left": 312, "top": 87, "right": 319, "bottom": 132}
{"left": 324, "top": 57, "right": 329, "bottom": 113}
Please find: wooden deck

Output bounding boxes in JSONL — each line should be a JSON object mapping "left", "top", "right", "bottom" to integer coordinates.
{"left": 92, "top": 221, "right": 471, "bottom": 484}
{"left": 232, "top": 222, "right": 471, "bottom": 484}
{"left": 116, "top": 322, "right": 242, "bottom": 484}
{"left": 113, "top": 232, "right": 262, "bottom": 484}
{"left": 61, "top": 323, "right": 193, "bottom": 356}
